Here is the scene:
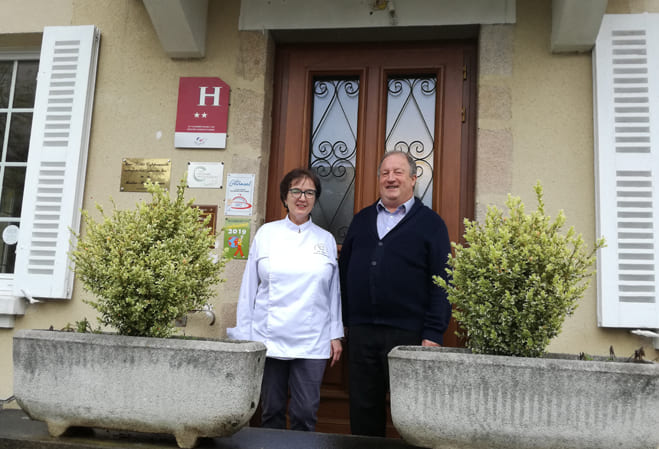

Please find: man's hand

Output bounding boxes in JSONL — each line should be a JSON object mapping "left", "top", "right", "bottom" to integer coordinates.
{"left": 421, "top": 339, "right": 441, "bottom": 347}
{"left": 330, "top": 338, "right": 343, "bottom": 367}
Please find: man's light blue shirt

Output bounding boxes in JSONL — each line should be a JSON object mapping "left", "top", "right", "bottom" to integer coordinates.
{"left": 376, "top": 196, "right": 415, "bottom": 239}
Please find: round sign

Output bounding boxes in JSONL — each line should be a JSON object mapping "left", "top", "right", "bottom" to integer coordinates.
{"left": 2, "top": 224, "right": 19, "bottom": 245}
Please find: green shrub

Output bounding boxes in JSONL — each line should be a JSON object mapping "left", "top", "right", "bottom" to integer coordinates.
{"left": 434, "top": 182, "right": 605, "bottom": 357}
{"left": 70, "top": 178, "right": 225, "bottom": 338}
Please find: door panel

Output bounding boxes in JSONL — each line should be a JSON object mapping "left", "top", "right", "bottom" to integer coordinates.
{"left": 267, "top": 42, "right": 476, "bottom": 435}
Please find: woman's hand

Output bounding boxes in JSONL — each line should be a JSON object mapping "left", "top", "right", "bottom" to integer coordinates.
{"left": 329, "top": 338, "right": 343, "bottom": 367}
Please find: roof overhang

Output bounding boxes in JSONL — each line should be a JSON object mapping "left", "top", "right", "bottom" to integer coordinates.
{"left": 551, "top": 0, "right": 608, "bottom": 52}
{"left": 142, "top": 0, "right": 208, "bottom": 58}
{"left": 142, "top": 0, "right": 608, "bottom": 59}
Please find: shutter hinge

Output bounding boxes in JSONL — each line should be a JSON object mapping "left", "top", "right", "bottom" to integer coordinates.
{"left": 461, "top": 107, "right": 466, "bottom": 123}
{"left": 463, "top": 65, "right": 467, "bottom": 80}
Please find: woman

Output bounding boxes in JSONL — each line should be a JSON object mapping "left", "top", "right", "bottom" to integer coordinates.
{"left": 227, "top": 168, "right": 343, "bottom": 432}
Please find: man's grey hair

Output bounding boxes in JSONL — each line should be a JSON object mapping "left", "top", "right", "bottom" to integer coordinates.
{"left": 378, "top": 151, "right": 417, "bottom": 179}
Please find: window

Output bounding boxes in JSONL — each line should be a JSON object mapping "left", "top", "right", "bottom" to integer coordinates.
{"left": 0, "top": 56, "right": 38, "bottom": 275}
{"left": 593, "top": 14, "right": 659, "bottom": 328}
{"left": 0, "top": 26, "right": 100, "bottom": 328}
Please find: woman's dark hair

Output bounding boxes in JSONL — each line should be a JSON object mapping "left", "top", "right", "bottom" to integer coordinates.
{"left": 279, "top": 168, "right": 322, "bottom": 209}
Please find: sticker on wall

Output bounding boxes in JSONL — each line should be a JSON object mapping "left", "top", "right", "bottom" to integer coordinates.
{"left": 187, "top": 162, "right": 224, "bottom": 189}
{"left": 2, "top": 225, "right": 19, "bottom": 245}
{"left": 175, "top": 77, "right": 230, "bottom": 149}
{"left": 223, "top": 218, "right": 251, "bottom": 260}
{"left": 224, "top": 173, "right": 255, "bottom": 216}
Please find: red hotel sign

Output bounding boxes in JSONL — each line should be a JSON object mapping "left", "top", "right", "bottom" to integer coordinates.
{"left": 175, "top": 77, "right": 230, "bottom": 149}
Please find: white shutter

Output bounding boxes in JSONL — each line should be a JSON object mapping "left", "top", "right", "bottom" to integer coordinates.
{"left": 13, "top": 26, "right": 100, "bottom": 300}
{"left": 594, "top": 14, "right": 659, "bottom": 327}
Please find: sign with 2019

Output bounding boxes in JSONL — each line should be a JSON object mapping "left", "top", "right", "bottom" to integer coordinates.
{"left": 223, "top": 218, "right": 250, "bottom": 260}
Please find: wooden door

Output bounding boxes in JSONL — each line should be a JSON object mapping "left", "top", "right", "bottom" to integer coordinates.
{"left": 267, "top": 42, "right": 477, "bottom": 435}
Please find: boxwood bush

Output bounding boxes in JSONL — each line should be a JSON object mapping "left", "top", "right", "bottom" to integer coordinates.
{"left": 71, "top": 178, "right": 225, "bottom": 338}
{"left": 434, "top": 182, "right": 605, "bottom": 357}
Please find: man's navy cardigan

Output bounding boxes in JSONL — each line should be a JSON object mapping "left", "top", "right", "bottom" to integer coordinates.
{"left": 339, "top": 198, "right": 452, "bottom": 344}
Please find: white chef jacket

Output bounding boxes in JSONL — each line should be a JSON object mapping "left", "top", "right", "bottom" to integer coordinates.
{"left": 227, "top": 216, "right": 344, "bottom": 359}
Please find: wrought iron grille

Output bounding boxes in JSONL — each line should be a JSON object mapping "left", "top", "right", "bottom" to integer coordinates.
{"left": 308, "top": 75, "right": 438, "bottom": 242}
{"left": 385, "top": 76, "right": 437, "bottom": 208}
{"left": 309, "top": 79, "right": 358, "bottom": 244}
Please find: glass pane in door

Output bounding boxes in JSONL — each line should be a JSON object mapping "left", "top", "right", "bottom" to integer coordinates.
{"left": 385, "top": 76, "right": 437, "bottom": 208}
{"left": 309, "top": 78, "right": 359, "bottom": 244}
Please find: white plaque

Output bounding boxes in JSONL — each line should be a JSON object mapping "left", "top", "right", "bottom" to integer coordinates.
{"left": 224, "top": 173, "right": 255, "bottom": 216}
{"left": 187, "top": 162, "right": 224, "bottom": 189}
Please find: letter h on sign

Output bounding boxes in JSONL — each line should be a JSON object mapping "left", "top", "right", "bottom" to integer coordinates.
{"left": 198, "top": 87, "right": 221, "bottom": 107}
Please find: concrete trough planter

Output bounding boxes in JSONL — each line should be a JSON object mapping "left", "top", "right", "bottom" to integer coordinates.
{"left": 388, "top": 346, "right": 659, "bottom": 449}
{"left": 13, "top": 329, "right": 266, "bottom": 448}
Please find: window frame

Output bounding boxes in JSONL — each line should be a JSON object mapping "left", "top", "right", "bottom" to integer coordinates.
{"left": 0, "top": 51, "right": 40, "bottom": 281}
{"left": 0, "top": 51, "right": 40, "bottom": 327}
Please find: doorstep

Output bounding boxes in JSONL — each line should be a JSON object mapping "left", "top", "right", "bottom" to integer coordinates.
{"left": 0, "top": 409, "right": 425, "bottom": 449}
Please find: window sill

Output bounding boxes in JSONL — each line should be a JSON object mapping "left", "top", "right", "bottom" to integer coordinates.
{"left": 0, "top": 295, "right": 26, "bottom": 329}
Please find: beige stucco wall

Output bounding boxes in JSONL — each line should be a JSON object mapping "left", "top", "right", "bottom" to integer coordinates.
{"left": 0, "top": 0, "right": 273, "bottom": 402}
{"left": 0, "top": 0, "right": 73, "bottom": 33}
{"left": 608, "top": 0, "right": 659, "bottom": 12}
{"left": 478, "top": 0, "right": 659, "bottom": 360}
{"left": 512, "top": 2, "right": 601, "bottom": 354}
{"left": 1, "top": 0, "right": 658, "bottom": 405}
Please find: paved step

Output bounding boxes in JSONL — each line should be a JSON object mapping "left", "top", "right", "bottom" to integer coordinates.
{"left": 0, "top": 409, "right": 423, "bottom": 449}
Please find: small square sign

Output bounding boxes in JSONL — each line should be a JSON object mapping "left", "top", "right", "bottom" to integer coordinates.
{"left": 187, "top": 162, "right": 223, "bottom": 189}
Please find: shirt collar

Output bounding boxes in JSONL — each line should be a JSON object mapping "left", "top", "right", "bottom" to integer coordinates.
{"left": 285, "top": 215, "right": 313, "bottom": 232}
{"left": 377, "top": 196, "right": 416, "bottom": 214}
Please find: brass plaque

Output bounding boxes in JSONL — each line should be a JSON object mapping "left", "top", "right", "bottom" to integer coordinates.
{"left": 120, "top": 158, "right": 171, "bottom": 192}
{"left": 195, "top": 205, "right": 218, "bottom": 237}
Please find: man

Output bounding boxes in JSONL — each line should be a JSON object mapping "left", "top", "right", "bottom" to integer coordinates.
{"left": 338, "top": 150, "right": 452, "bottom": 437}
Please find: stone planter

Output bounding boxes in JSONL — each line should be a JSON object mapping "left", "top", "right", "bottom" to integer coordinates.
{"left": 13, "top": 329, "right": 266, "bottom": 448}
{"left": 388, "top": 346, "right": 659, "bottom": 449}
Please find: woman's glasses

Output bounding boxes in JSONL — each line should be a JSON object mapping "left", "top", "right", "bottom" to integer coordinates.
{"left": 289, "top": 188, "right": 317, "bottom": 199}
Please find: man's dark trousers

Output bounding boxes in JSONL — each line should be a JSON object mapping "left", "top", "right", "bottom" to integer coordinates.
{"left": 348, "top": 324, "right": 421, "bottom": 437}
